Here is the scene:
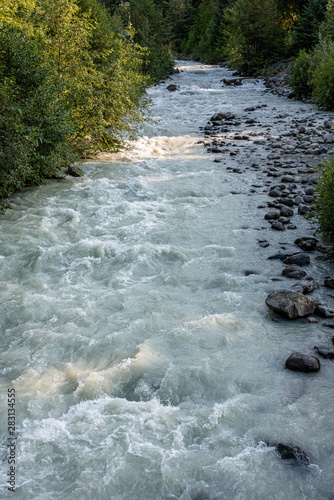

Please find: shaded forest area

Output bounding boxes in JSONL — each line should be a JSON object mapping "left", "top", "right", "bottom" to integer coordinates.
{"left": 1, "top": 0, "right": 334, "bottom": 213}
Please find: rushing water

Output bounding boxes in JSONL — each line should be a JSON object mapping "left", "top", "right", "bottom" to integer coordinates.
{"left": 1, "top": 62, "right": 334, "bottom": 499}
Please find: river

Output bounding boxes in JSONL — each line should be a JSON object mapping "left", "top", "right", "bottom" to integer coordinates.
{"left": 1, "top": 61, "right": 334, "bottom": 499}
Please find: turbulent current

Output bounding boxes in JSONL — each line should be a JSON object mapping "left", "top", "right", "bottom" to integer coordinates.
{"left": 1, "top": 62, "right": 334, "bottom": 499}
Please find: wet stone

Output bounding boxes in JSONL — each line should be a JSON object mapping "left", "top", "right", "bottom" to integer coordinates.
{"left": 67, "top": 165, "right": 83, "bottom": 177}
{"left": 285, "top": 352, "right": 320, "bottom": 372}
{"left": 276, "top": 443, "right": 310, "bottom": 466}
{"left": 272, "top": 221, "right": 285, "bottom": 231}
{"left": 315, "top": 304, "right": 334, "bottom": 318}
{"left": 292, "top": 281, "right": 319, "bottom": 294}
{"left": 280, "top": 206, "right": 294, "bottom": 217}
{"left": 294, "top": 237, "right": 318, "bottom": 252}
{"left": 283, "top": 253, "right": 310, "bottom": 266}
{"left": 314, "top": 345, "right": 334, "bottom": 358}
{"left": 282, "top": 266, "right": 307, "bottom": 279}
{"left": 265, "top": 290, "right": 317, "bottom": 319}
{"left": 298, "top": 204, "right": 312, "bottom": 215}
{"left": 324, "top": 277, "right": 334, "bottom": 289}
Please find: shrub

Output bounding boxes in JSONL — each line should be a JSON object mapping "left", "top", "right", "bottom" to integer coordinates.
{"left": 310, "top": 155, "right": 334, "bottom": 241}
{"left": 311, "top": 38, "right": 334, "bottom": 109}
{"left": 289, "top": 49, "right": 313, "bottom": 97}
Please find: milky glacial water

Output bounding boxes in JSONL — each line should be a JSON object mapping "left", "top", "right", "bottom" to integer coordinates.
{"left": 1, "top": 62, "right": 334, "bottom": 499}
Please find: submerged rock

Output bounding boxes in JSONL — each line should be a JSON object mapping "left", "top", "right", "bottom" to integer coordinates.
{"left": 265, "top": 290, "right": 317, "bottom": 319}
{"left": 276, "top": 443, "right": 310, "bottom": 466}
{"left": 285, "top": 352, "right": 320, "bottom": 372}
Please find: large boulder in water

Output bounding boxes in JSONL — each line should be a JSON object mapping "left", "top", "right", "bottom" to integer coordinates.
{"left": 285, "top": 352, "right": 320, "bottom": 372}
{"left": 265, "top": 290, "right": 317, "bottom": 319}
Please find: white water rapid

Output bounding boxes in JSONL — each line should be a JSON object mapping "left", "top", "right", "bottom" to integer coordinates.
{"left": 1, "top": 62, "right": 334, "bottom": 499}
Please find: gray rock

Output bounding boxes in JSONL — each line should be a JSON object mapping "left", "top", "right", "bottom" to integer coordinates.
{"left": 298, "top": 204, "right": 312, "bottom": 215}
{"left": 279, "top": 198, "right": 294, "bottom": 207}
{"left": 314, "top": 345, "right": 334, "bottom": 358}
{"left": 281, "top": 175, "right": 295, "bottom": 183}
{"left": 294, "top": 237, "right": 318, "bottom": 252}
{"left": 315, "top": 304, "right": 334, "bottom": 318}
{"left": 167, "top": 84, "right": 178, "bottom": 92}
{"left": 282, "top": 265, "right": 307, "bottom": 279}
{"left": 269, "top": 188, "right": 282, "bottom": 197}
{"left": 264, "top": 211, "right": 280, "bottom": 220}
{"left": 285, "top": 352, "right": 320, "bottom": 372}
{"left": 276, "top": 443, "right": 310, "bottom": 466}
{"left": 265, "top": 290, "right": 317, "bottom": 319}
{"left": 283, "top": 253, "right": 310, "bottom": 266}
{"left": 280, "top": 206, "right": 294, "bottom": 217}
{"left": 324, "top": 277, "right": 334, "bottom": 289}
{"left": 303, "top": 195, "right": 315, "bottom": 204}
{"left": 67, "top": 165, "right": 83, "bottom": 177}
{"left": 272, "top": 221, "right": 285, "bottom": 231}
{"left": 294, "top": 196, "right": 304, "bottom": 205}
{"left": 292, "top": 281, "right": 319, "bottom": 294}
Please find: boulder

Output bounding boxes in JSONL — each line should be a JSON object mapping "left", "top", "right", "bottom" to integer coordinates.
{"left": 271, "top": 221, "right": 285, "bottom": 231}
{"left": 324, "top": 277, "right": 334, "bottom": 289}
{"left": 276, "top": 443, "right": 310, "bottom": 466}
{"left": 265, "top": 290, "right": 317, "bottom": 319}
{"left": 314, "top": 345, "right": 334, "bottom": 358}
{"left": 283, "top": 253, "right": 310, "bottom": 266}
{"left": 285, "top": 352, "right": 320, "bottom": 372}
{"left": 294, "top": 237, "right": 318, "bottom": 252}
{"left": 167, "top": 84, "right": 178, "bottom": 92}
{"left": 67, "top": 164, "right": 83, "bottom": 177}
{"left": 280, "top": 206, "right": 294, "bottom": 217}
{"left": 292, "top": 281, "right": 319, "bottom": 294}
{"left": 315, "top": 304, "right": 334, "bottom": 318}
{"left": 298, "top": 204, "right": 311, "bottom": 215}
{"left": 282, "top": 265, "right": 307, "bottom": 279}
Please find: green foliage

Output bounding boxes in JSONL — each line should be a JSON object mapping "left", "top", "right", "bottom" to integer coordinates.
{"left": 293, "top": 0, "right": 328, "bottom": 51}
{"left": 185, "top": 0, "right": 220, "bottom": 62}
{"left": 112, "top": 0, "right": 174, "bottom": 80}
{"left": 289, "top": 49, "right": 313, "bottom": 97}
{"left": 222, "top": 0, "right": 287, "bottom": 74}
{"left": 0, "top": 0, "right": 150, "bottom": 209}
{"left": 310, "top": 155, "right": 334, "bottom": 241}
{"left": 311, "top": 37, "right": 334, "bottom": 109}
{"left": 0, "top": 21, "right": 74, "bottom": 208}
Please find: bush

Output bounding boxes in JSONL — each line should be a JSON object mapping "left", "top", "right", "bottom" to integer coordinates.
{"left": 311, "top": 38, "right": 334, "bottom": 109}
{"left": 289, "top": 49, "right": 313, "bottom": 97}
{"left": 310, "top": 155, "right": 334, "bottom": 241}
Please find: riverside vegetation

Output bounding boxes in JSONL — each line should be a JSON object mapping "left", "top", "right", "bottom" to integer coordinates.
{"left": 1, "top": 0, "right": 334, "bottom": 241}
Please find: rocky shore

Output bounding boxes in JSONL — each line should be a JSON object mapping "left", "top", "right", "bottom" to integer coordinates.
{"left": 197, "top": 81, "right": 334, "bottom": 466}
{"left": 200, "top": 99, "right": 334, "bottom": 323}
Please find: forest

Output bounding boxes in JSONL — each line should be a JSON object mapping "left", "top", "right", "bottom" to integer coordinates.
{"left": 1, "top": 0, "right": 334, "bottom": 236}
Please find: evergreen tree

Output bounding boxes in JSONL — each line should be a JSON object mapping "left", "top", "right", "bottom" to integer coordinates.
{"left": 293, "top": 0, "right": 328, "bottom": 51}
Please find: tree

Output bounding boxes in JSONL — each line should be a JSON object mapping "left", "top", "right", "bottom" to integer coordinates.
{"left": 223, "top": 0, "right": 287, "bottom": 73}
{"left": 293, "top": 0, "right": 328, "bottom": 51}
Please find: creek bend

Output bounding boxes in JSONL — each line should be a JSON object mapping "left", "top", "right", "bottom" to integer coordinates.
{"left": 1, "top": 61, "right": 334, "bottom": 499}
